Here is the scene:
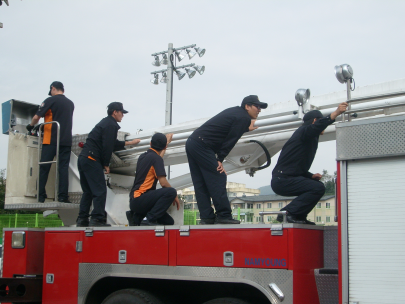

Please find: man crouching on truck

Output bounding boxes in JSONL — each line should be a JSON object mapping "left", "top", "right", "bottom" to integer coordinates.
{"left": 127, "top": 133, "right": 180, "bottom": 226}
{"left": 271, "top": 102, "right": 348, "bottom": 225}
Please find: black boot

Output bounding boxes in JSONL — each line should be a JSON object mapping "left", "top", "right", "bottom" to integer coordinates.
{"left": 214, "top": 218, "right": 240, "bottom": 224}
{"left": 89, "top": 218, "right": 111, "bottom": 227}
{"left": 76, "top": 217, "right": 89, "bottom": 227}
{"left": 200, "top": 218, "right": 215, "bottom": 225}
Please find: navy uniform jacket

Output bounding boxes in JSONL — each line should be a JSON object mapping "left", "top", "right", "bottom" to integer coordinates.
{"left": 36, "top": 94, "right": 74, "bottom": 146}
{"left": 80, "top": 116, "right": 125, "bottom": 167}
{"left": 190, "top": 106, "right": 251, "bottom": 162}
{"left": 272, "top": 115, "right": 335, "bottom": 179}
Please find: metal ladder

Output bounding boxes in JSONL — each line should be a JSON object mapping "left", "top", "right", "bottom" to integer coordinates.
{"left": 37, "top": 121, "right": 60, "bottom": 202}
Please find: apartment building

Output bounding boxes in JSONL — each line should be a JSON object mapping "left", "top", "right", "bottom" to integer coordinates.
{"left": 230, "top": 194, "right": 336, "bottom": 226}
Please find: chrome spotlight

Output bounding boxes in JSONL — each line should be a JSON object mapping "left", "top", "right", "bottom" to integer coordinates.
{"left": 160, "top": 71, "right": 168, "bottom": 83}
{"left": 152, "top": 55, "right": 160, "bottom": 67}
{"left": 175, "top": 70, "right": 186, "bottom": 80}
{"left": 194, "top": 47, "right": 206, "bottom": 57}
{"left": 160, "top": 54, "right": 168, "bottom": 65}
{"left": 193, "top": 65, "right": 205, "bottom": 75}
{"left": 185, "top": 67, "right": 196, "bottom": 79}
{"left": 150, "top": 74, "right": 159, "bottom": 85}
{"left": 334, "top": 64, "right": 353, "bottom": 83}
{"left": 186, "top": 48, "right": 197, "bottom": 59}
{"left": 295, "top": 89, "right": 310, "bottom": 106}
{"left": 175, "top": 51, "right": 185, "bottom": 62}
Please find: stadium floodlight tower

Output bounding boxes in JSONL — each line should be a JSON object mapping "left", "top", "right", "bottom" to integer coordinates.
{"left": 334, "top": 63, "right": 354, "bottom": 121}
{"left": 150, "top": 43, "right": 206, "bottom": 178}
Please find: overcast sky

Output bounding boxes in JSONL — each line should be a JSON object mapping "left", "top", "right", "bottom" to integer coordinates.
{"left": 1, "top": 1, "right": 405, "bottom": 189}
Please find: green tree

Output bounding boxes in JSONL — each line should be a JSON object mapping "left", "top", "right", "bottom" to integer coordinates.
{"left": 320, "top": 169, "right": 336, "bottom": 195}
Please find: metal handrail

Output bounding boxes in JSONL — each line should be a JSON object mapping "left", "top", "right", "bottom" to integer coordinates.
{"left": 37, "top": 121, "right": 60, "bottom": 202}
{"left": 259, "top": 211, "right": 287, "bottom": 224}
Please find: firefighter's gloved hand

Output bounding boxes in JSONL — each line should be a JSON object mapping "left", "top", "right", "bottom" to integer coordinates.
{"left": 32, "top": 124, "right": 42, "bottom": 133}
{"left": 26, "top": 124, "right": 34, "bottom": 132}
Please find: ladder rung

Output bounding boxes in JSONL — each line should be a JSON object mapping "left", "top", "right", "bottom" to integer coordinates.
{"left": 39, "top": 161, "right": 57, "bottom": 165}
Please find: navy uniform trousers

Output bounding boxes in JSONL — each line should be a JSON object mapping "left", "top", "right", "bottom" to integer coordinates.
{"left": 185, "top": 137, "right": 232, "bottom": 220}
{"left": 77, "top": 155, "right": 107, "bottom": 220}
{"left": 271, "top": 175, "right": 325, "bottom": 219}
{"left": 130, "top": 187, "right": 176, "bottom": 225}
{"left": 38, "top": 144, "right": 71, "bottom": 202}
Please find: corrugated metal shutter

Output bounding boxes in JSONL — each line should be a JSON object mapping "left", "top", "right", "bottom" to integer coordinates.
{"left": 347, "top": 156, "right": 405, "bottom": 304}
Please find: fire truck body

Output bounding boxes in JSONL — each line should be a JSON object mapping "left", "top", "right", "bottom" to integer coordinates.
{"left": 1, "top": 76, "right": 405, "bottom": 303}
{"left": 3, "top": 224, "right": 332, "bottom": 304}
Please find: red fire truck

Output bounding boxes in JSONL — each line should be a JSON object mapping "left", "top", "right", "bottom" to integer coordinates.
{"left": 1, "top": 68, "right": 404, "bottom": 304}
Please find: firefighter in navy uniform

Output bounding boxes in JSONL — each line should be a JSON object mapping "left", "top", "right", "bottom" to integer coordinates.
{"left": 76, "top": 102, "right": 141, "bottom": 227}
{"left": 127, "top": 133, "right": 180, "bottom": 226}
{"left": 271, "top": 103, "right": 348, "bottom": 225}
{"left": 185, "top": 95, "right": 266, "bottom": 225}
{"left": 26, "top": 81, "right": 74, "bottom": 203}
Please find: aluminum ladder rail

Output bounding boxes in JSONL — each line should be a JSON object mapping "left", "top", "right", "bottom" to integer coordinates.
{"left": 37, "top": 121, "right": 60, "bottom": 202}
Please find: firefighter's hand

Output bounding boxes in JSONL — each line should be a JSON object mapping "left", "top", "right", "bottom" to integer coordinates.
{"left": 104, "top": 166, "right": 110, "bottom": 174}
{"left": 217, "top": 161, "right": 227, "bottom": 175}
{"left": 331, "top": 102, "right": 349, "bottom": 120}
{"left": 166, "top": 133, "right": 174, "bottom": 145}
{"left": 249, "top": 120, "right": 258, "bottom": 132}
{"left": 173, "top": 196, "right": 180, "bottom": 210}
{"left": 26, "top": 124, "right": 34, "bottom": 132}
{"left": 126, "top": 139, "right": 141, "bottom": 146}
{"left": 312, "top": 173, "right": 322, "bottom": 181}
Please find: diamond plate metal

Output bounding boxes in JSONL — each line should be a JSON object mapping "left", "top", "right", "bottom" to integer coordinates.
{"left": 68, "top": 192, "right": 82, "bottom": 204}
{"left": 314, "top": 269, "right": 338, "bottom": 304}
{"left": 78, "top": 264, "right": 293, "bottom": 304}
{"left": 323, "top": 227, "right": 338, "bottom": 269}
{"left": 336, "top": 115, "right": 405, "bottom": 160}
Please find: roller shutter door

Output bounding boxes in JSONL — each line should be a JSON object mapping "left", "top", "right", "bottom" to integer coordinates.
{"left": 347, "top": 156, "right": 405, "bottom": 304}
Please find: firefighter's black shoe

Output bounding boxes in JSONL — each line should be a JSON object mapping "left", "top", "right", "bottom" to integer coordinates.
{"left": 76, "top": 217, "right": 89, "bottom": 227}
{"left": 200, "top": 218, "right": 215, "bottom": 225}
{"left": 303, "top": 219, "right": 316, "bottom": 225}
{"left": 38, "top": 194, "right": 47, "bottom": 203}
{"left": 126, "top": 211, "right": 142, "bottom": 226}
{"left": 89, "top": 218, "right": 111, "bottom": 227}
{"left": 214, "top": 218, "right": 240, "bottom": 224}
{"left": 140, "top": 219, "right": 158, "bottom": 226}
{"left": 58, "top": 198, "right": 72, "bottom": 204}
{"left": 277, "top": 214, "right": 306, "bottom": 224}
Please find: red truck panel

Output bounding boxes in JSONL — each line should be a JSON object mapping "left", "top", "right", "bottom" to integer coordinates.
{"left": 176, "top": 227, "right": 289, "bottom": 268}
{"left": 288, "top": 228, "right": 323, "bottom": 304}
{"left": 2, "top": 230, "right": 44, "bottom": 277}
{"left": 81, "top": 230, "right": 169, "bottom": 265}
{"left": 42, "top": 231, "right": 82, "bottom": 304}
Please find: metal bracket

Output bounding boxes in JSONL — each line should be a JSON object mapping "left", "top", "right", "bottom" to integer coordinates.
{"left": 46, "top": 274, "right": 54, "bottom": 284}
{"left": 223, "top": 251, "right": 234, "bottom": 267}
{"left": 271, "top": 224, "right": 283, "bottom": 236}
{"left": 269, "top": 283, "right": 285, "bottom": 302}
{"left": 76, "top": 241, "right": 82, "bottom": 252}
{"left": 179, "top": 225, "right": 190, "bottom": 236}
{"left": 119, "top": 250, "right": 127, "bottom": 263}
{"left": 84, "top": 227, "right": 93, "bottom": 237}
{"left": 155, "top": 226, "right": 165, "bottom": 237}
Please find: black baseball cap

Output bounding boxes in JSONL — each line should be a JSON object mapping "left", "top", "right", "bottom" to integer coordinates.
{"left": 48, "top": 81, "right": 64, "bottom": 96}
{"left": 241, "top": 95, "right": 268, "bottom": 109}
{"left": 107, "top": 102, "right": 128, "bottom": 114}
{"left": 151, "top": 133, "right": 167, "bottom": 151}
{"left": 303, "top": 110, "right": 323, "bottom": 124}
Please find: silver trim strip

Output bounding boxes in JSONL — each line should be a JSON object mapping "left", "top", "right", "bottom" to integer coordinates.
{"left": 340, "top": 161, "right": 349, "bottom": 303}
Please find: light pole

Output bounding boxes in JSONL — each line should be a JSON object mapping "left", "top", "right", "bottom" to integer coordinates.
{"left": 150, "top": 43, "right": 206, "bottom": 179}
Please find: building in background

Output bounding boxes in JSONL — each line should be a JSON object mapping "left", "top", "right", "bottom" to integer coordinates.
{"left": 230, "top": 195, "right": 336, "bottom": 226}
{"left": 181, "top": 182, "right": 260, "bottom": 224}
{"left": 180, "top": 182, "right": 335, "bottom": 226}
